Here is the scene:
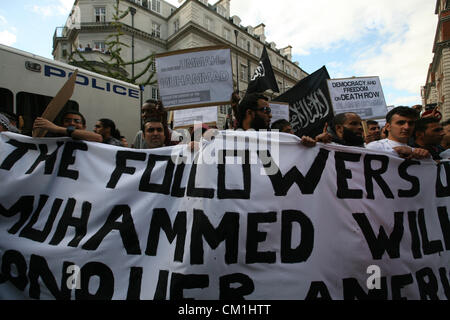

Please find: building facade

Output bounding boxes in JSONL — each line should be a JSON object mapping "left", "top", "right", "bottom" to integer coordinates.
{"left": 422, "top": 0, "right": 450, "bottom": 121}
{"left": 53, "top": 0, "right": 308, "bottom": 128}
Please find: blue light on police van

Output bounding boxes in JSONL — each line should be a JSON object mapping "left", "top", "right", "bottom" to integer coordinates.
{"left": 25, "top": 61, "right": 42, "bottom": 73}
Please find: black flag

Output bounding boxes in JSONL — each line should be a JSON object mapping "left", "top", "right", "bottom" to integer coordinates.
{"left": 246, "top": 46, "right": 279, "bottom": 94}
{"left": 274, "top": 66, "right": 333, "bottom": 138}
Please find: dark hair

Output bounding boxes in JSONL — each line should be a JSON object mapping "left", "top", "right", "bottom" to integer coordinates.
{"left": 386, "top": 106, "right": 418, "bottom": 123}
{"left": 237, "top": 93, "right": 269, "bottom": 127}
{"left": 366, "top": 120, "right": 379, "bottom": 126}
{"left": 0, "top": 111, "right": 18, "bottom": 124}
{"left": 441, "top": 119, "right": 450, "bottom": 127}
{"left": 413, "top": 117, "right": 440, "bottom": 138}
{"left": 142, "top": 99, "right": 167, "bottom": 126}
{"left": 61, "top": 110, "right": 86, "bottom": 125}
{"left": 99, "top": 118, "right": 120, "bottom": 139}
{"left": 144, "top": 118, "right": 169, "bottom": 144}
{"left": 271, "top": 119, "right": 291, "bottom": 131}
{"left": 331, "top": 112, "right": 351, "bottom": 131}
{"left": 144, "top": 118, "right": 164, "bottom": 125}
{"left": 144, "top": 99, "right": 160, "bottom": 105}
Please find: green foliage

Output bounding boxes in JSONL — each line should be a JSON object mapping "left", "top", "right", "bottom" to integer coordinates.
{"left": 69, "top": 0, "right": 156, "bottom": 86}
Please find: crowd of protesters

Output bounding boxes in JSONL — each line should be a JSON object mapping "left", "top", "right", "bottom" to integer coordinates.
{"left": 0, "top": 90, "right": 449, "bottom": 162}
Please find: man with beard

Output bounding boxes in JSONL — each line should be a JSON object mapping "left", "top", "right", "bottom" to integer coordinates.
{"left": 366, "top": 106, "right": 430, "bottom": 159}
{"left": 329, "top": 112, "right": 365, "bottom": 147}
{"left": 237, "top": 92, "right": 331, "bottom": 146}
{"left": 237, "top": 92, "right": 272, "bottom": 130}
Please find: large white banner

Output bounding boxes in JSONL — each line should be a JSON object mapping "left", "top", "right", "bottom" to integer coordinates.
{"left": 327, "top": 77, "right": 388, "bottom": 119}
{"left": 0, "top": 132, "right": 449, "bottom": 300}
{"left": 156, "top": 46, "right": 233, "bottom": 110}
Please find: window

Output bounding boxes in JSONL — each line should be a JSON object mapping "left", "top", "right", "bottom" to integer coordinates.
{"left": 174, "top": 19, "right": 180, "bottom": 33}
{"left": 247, "top": 41, "right": 251, "bottom": 52}
{"left": 240, "top": 64, "right": 248, "bottom": 82}
{"left": 95, "top": 7, "right": 106, "bottom": 23}
{"left": 151, "top": 87, "right": 159, "bottom": 100}
{"left": 151, "top": 55, "right": 156, "bottom": 72}
{"left": 240, "top": 38, "right": 246, "bottom": 49}
{"left": 217, "top": 5, "right": 226, "bottom": 17}
{"left": 152, "top": 22, "right": 161, "bottom": 38}
{"left": 151, "top": 0, "right": 161, "bottom": 14}
{"left": 223, "top": 28, "right": 231, "bottom": 41}
{"left": 253, "top": 46, "right": 259, "bottom": 57}
{"left": 142, "top": 0, "right": 149, "bottom": 9}
{"left": 0, "top": 88, "right": 14, "bottom": 115}
{"left": 204, "top": 16, "right": 213, "bottom": 32}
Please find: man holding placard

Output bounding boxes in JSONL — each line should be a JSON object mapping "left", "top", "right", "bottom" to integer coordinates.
{"left": 33, "top": 111, "right": 102, "bottom": 143}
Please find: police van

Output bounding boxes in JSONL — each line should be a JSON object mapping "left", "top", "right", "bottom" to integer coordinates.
{"left": 0, "top": 43, "right": 142, "bottom": 142}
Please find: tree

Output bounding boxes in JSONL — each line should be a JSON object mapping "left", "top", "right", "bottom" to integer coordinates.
{"left": 69, "top": 0, "right": 156, "bottom": 86}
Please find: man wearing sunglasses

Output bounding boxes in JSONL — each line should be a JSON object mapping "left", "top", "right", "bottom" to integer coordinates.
{"left": 237, "top": 93, "right": 272, "bottom": 130}
{"left": 237, "top": 92, "right": 332, "bottom": 147}
{"left": 33, "top": 110, "right": 102, "bottom": 142}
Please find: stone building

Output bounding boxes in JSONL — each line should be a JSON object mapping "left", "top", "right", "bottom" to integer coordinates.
{"left": 53, "top": 0, "right": 308, "bottom": 128}
{"left": 422, "top": 0, "right": 450, "bottom": 121}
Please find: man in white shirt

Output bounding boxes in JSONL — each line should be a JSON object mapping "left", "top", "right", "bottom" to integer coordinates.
{"left": 366, "top": 106, "right": 430, "bottom": 159}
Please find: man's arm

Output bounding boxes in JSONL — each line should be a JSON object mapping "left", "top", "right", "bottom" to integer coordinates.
{"left": 33, "top": 117, "right": 103, "bottom": 143}
{"left": 300, "top": 123, "right": 333, "bottom": 147}
{"left": 392, "top": 146, "right": 430, "bottom": 160}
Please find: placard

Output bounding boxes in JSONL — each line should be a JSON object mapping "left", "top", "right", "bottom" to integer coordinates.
{"left": 156, "top": 46, "right": 233, "bottom": 110}
{"left": 173, "top": 106, "right": 218, "bottom": 128}
{"left": 327, "top": 76, "right": 387, "bottom": 119}
{"left": 269, "top": 102, "right": 289, "bottom": 124}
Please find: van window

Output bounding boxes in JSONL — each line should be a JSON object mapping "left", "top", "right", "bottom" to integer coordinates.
{"left": 16, "top": 91, "right": 79, "bottom": 136}
{"left": 0, "top": 88, "right": 14, "bottom": 114}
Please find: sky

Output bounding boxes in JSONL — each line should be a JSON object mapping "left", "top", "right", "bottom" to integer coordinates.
{"left": 0, "top": 0, "right": 438, "bottom": 107}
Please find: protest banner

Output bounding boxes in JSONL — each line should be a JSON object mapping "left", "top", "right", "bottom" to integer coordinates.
{"left": 327, "top": 76, "right": 388, "bottom": 120}
{"left": 0, "top": 131, "right": 449, "bottom": 300}
{"left": 274, "top": 66, "right": 333, "bottom": 138}
{"left": 269, "top": 102, "right": 289, "bottom": 125}
{"left": 173, "top": 106, "right": 218, "bottom": 129}
{"left": 156, "top": 46, "right": 233, "bottom": 110}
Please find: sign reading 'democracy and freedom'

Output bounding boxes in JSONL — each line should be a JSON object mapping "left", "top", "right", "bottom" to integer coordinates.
{"left": 156, "top": 46, "right": 233, "bottom": 110}
{"left": 269, "top": 102, "right": 289, "bottom": 125}
{"left": 0, "top": 131, "right": 449, "bottom": 300}
{"left": 173, "top": 106, "right": 218, "bottom": 129}
{"left": 327, "top": 77, "right": 388, "bottom": 120}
